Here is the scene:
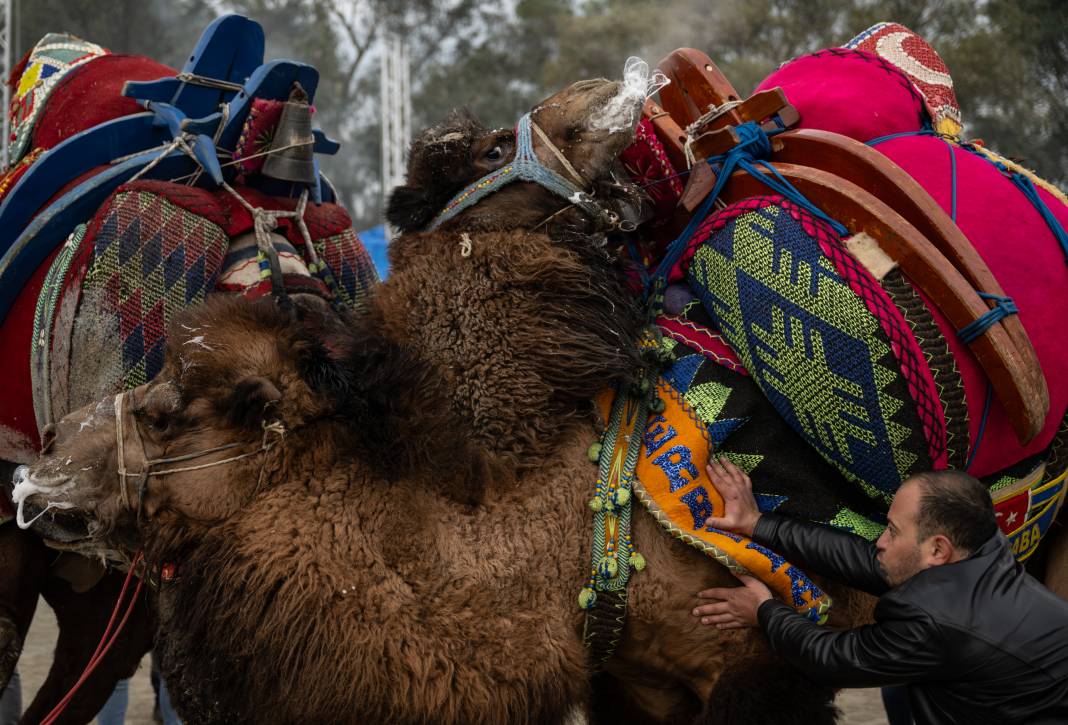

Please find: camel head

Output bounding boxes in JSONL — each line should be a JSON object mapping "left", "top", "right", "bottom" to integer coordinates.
{"left": 11, "top": 296, "right": 349, "bottom": 562}
{"left": 386, "top": 78, "right": 648, "bottom": 235}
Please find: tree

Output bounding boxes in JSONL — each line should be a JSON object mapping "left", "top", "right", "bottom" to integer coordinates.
{"left": 13, "top": 0, "right": 215, "bottom": 69}
{"left": 11, "top": 0, "right": 1067, "bottom": 224}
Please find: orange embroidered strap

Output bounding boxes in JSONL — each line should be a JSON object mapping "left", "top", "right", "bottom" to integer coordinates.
{"left": 607, "top": 379, "right": 833, "bottom": 623}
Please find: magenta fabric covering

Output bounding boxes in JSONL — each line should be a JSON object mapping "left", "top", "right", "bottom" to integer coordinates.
{"left": 755, "top": 49, "right": 927, "bottom": 143}
{"left": 875, "top": 136, "right": 1068, "bottom": 475}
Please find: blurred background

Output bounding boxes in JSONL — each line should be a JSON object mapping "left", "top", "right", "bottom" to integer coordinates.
{"left": 6, "top": 0, "right": 1067, "bottom": 255}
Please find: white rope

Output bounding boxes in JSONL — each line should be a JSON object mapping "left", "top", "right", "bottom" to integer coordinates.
{"left": 683, "top": 99, "right": 744, "bottom": 169}
{"left": 166, "top": 139, "right": 314, "bottom": 185}
{"left": 113, "top": 388, "right": 287, "bottom": 516}
{"left": 123, "top": 136, "right": 186, "bottom": 182}
{"left": 220, "top": 182, "right": 314, "bottom": 266}
{"left": 530, "top": 119, "right": 587, "bottom": 187}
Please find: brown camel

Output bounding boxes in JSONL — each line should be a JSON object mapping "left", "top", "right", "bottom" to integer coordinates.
{"left": 14, "top": 80, "right": 862, "bottom": 724}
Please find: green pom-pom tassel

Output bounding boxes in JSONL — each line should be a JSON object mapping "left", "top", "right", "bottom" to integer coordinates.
{"left": 588, "top": 497, "right": 604, "bottom": 512}
{"left": 650, "top": 397, "right": 666, "bottom": 414}
{"left": 578, "top": 587, "right": 597, "bottom": 610}
{"left": 587, "top": 441, "right": 603, "bottom": 462}
{"left": 597, "top": 556, "right": 619, "bottom": 579}
{"left": 613, "top": 487, "right": 631, "bottom": 507}
{"left": 631, "top": 552, "right": 646, "bottom": 571}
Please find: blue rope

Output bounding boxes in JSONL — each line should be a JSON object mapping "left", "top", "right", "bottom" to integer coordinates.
{"left": 866, "top": 129, "right": 938, "bottom": 147}
{"left": 867, "top": 130, "right": 961, "bottom": 221}
{"left": 648, "top": 121, "right": 848, "bottom": 296}
{"left": 965, "top": 382, "right": 993, "bottom": 471}
{"left": 737, "top": 159, "right": 849, "bottom": 236}
{"left": 957, "top": 291, "right": 1018, "bottom": 344}
{"left": 1010, "top": 172, "right": 1068, "bottom": 264}
{"left": 951, "top": 142, "right": 1068, "bottom": 266}
{"left": 943, "top": 137, "right": 958, "bottom": 222}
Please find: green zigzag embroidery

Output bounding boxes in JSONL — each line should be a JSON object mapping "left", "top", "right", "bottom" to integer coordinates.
{"left": 676, "top": 360, "right": 765, "bottom": 473}
{"left": 684, "top": 380, "right": 731, "bottom": 423}
{"left": 830, "top": 507, "right": 885, "bottom": 541}
{"left": 718, "top": 451, "right": 764, "bottom": 473}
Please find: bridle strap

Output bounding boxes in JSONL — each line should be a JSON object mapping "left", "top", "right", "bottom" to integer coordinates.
{"left": 529, "top": 119, "right": 587, "bottom": 188}
{"left": 112, "top": 390, "right": 285, "bottom": 519}
{"left": 426, "top": 113, "right": 615, "bottom": 231}
{"left": 114, "top": 393, "right": 130, "bottom": 510}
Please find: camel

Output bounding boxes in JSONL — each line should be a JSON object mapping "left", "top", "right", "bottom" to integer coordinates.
{"left": 12, "top": 79, "right": 861, "bottom": 724}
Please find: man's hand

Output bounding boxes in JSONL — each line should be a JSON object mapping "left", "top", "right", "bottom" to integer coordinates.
{"left": 693, "top": 574, "right": 773, "bottom": 629}
{"left": 704, "top": 456, "right": 762, "bottom": 536}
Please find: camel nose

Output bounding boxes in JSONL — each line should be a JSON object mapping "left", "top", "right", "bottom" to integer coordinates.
{"left": 40, "top": 424, "right": 57, "bottom": 453}
{"left": 8, "top": 466, "right": 28, "bottom": 497}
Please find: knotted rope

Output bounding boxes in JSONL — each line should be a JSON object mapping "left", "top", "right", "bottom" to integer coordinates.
{"left": 648, "top": 121, "right": 848, "bottom": 305}
{"left": 957, "top": 292, "right": 1019, "bottom": 344}
{"left": 219, "top": 182, "right": 344, "bottom": 305}
{"left": 682, "top": 99, "right": 744, "bottom": 169}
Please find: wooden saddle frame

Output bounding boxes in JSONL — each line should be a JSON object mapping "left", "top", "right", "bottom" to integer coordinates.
{"left": 642, "top": 48, "right": 1048, "bottom": 445}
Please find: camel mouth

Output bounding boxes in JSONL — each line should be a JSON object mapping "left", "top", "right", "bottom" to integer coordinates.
{"left": 19, "top": 498, "right": 91, "bottom": 543}
{"left": 10, "top": 465, "right": 89, "bottom": 542}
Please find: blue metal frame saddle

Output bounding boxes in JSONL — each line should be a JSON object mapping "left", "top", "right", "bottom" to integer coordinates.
{"left": 0, "top": 14, "right": 341, "bottom": 324}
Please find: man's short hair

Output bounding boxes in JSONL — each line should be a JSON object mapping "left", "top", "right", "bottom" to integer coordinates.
{"left": 910, "top": 470, "right": 998, "bottom": 553}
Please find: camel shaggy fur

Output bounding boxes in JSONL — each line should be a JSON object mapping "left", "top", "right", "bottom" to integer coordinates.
{"left": 16, "top": 80, "right": 859, "bottom": 724}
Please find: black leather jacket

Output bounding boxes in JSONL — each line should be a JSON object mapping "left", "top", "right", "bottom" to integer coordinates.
{"left": 754, "top": 513, "right": 1068, "bottom": 725}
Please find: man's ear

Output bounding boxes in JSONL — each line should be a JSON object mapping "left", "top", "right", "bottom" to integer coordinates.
{"left": 927, "top": 534, "right": 957, "bottom": 566}
{"left": 222, "top": 376, "right": 282, "bottom": 428}
{"left": 386, "top": 185, "right": 437, "bottom": 233}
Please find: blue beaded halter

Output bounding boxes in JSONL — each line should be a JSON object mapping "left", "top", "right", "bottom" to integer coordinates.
{"left": 426, "top": 112, "right": 612, "bottom": 231}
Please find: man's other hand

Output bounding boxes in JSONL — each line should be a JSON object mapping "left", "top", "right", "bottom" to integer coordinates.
{"left": 704, "top": 456, "right": 762, "bottom": 537}
{"left": 693, "top": 574, "right": 773, "bottom": 629}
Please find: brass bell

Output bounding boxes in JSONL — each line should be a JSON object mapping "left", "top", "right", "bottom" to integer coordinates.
{"left": 261, "top": 82, "right": 317, "bottom": 184}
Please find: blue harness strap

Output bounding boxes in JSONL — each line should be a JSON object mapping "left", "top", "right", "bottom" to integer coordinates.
{"left": 647, "top": 121, "right": 849, "bottom": 301}
{"left": 427, "top": 113, "right": 608, "bottom": 230}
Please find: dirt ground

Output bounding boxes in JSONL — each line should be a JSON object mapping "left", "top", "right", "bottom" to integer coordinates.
{"left": 19, "top": 598, "right": 157, "bottom": 724}
{"left": 17, "top": 597, "right": 889, "bottom": 724}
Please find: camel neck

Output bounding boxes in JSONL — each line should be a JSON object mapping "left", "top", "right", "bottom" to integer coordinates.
{"left": 372, "top": 229, "right": 643, "bottom": 468}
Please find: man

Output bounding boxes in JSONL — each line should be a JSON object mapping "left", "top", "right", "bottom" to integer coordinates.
{"left": 692, "top": 458, "right": 1068, "bottom": 724}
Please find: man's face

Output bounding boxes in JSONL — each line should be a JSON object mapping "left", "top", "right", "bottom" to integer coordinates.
{"left": 875, "top": 480, "right": 928, "bottom": 587}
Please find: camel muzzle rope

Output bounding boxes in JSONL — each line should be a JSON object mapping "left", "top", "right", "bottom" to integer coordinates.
{"left": 114, "top": 390, "right": 286, "bottom": 521}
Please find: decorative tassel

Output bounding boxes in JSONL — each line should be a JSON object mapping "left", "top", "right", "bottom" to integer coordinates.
{"left": 597, "top": 556, "right": 619, "bottom": 579}
{"left": 613, "top": 487, "right": 631, "bottom": 507}
{"left": 588, "top": 497, "right": 604, "bottom": 512}
{"left": 578, "top": 587, "right": 597, "bottom": 610}
{"left": 650, "top": 397, "right": 666, "bottom": 414}
{"left": 630, "top": 552, "right": 646, "bottom": 571}
{"left": 587, "top": 441, "right": 603, "bottom": 462}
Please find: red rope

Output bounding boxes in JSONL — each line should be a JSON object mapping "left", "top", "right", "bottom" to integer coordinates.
{"left": 40, "top": 553, "right": 145, "bottom": 725}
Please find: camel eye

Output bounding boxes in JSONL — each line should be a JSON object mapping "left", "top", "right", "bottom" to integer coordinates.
{"left": 145, "top": 413, "right": 169, "bottom": 433}
{"left": 486, "top": 145, "right": 503, "bottom": 161}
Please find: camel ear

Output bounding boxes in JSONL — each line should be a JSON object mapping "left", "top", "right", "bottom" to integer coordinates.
{"left": 223, "top": 376, "right": 282, "bottom": 428}
{"left": 386, "top": 185, "right": 437, "bottom": 233}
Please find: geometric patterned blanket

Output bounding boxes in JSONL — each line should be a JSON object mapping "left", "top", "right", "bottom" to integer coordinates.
{"left": 29, "top": 180, "right": 379, "bottom": 447}
{"left": 664, "top": 194, "right": 1067, "bottom": 562}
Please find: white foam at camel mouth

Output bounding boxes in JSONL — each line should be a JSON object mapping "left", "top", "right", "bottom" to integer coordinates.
{"left": 11, "top": 465, "right": 77, "bottom": 529}
{"left": 588, "top": 57, "right": 670, "bottom": 133}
